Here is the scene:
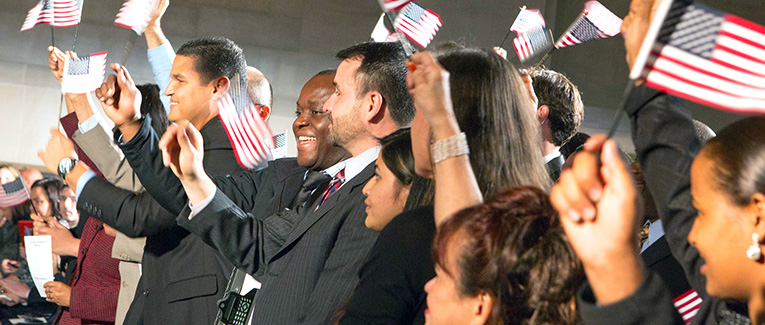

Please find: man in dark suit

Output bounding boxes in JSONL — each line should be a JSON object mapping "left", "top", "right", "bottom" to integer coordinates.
{"left": 525, "top": 68, "right": 584, "bottom": 182}
{"left": 117, "top": 42, "right": 414, "bottom": 324}
{"left": 43, "top": 37, "right": 250, "bottom": 324}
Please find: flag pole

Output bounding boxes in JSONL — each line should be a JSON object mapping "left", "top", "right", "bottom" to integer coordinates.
{"left": 50, "top": 26, "right": 55, "bottom": 47}
{"left": 21, "top": 180, "right": 41, "bottom": 217}
{"left": 499, "top": 5, "right": 526, "bottom": 49}
{"left": 376, "top": 0, "right": 416, "bottom": 56}
{"left": 120, "top": 32, "right": 139, "bottom": 67}
{"left": 605, "top": 81, "right": 637, "bottom": 140}
{"left": 532, "top": 30, "right": 556, "bottom": 68}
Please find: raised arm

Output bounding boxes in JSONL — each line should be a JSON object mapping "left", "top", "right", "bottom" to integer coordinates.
{"left": 406, "top": 52, "right": 482, "bottom": 226}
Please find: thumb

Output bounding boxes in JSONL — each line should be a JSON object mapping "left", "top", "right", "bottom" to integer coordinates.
{"left": 177, "top": 126, "right": 194, "bottom": 154}
{"left": 600, "top": 140, "right": 632, "bottom": 190}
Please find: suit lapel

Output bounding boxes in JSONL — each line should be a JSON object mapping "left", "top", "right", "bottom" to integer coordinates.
{"left": 640, "top": 235, "right": 672, "bottom": 267}
{"left": 270, "top": 162, "right": 375, "bottom": 262}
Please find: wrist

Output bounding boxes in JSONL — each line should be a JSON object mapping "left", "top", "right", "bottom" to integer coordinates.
{"left": 65, "top": 163, "right": 88, "bottom": 190}
{"left": 583, "top": 247, "right": 643, "bottom": 305}
{"left": 429, "top": 113, "right": 461, "bottom": 141}
{"left": 182, "top": 175, "right": 217, "bottom": 206}
{"left": 118, "top": 119, "right": 142, "bottom": 142}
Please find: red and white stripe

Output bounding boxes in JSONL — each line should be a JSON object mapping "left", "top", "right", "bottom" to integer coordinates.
{"left": 114, "top": 0, "right": 156, "bottom": 35}
{"left": 0, "top": 178, "right": 29, "bottom": 208}
{"left": 584, "top": 0, "right": 622, "bottom": 37}
{"left": 216, "top": 93, "right": 274, "bottom": 170}
{"left": 645, "top": 15, "right": 765, "bottom": 114}
{"left": 513, "top": 34, "right": 533, "bottom": 61}
{"left": 21, "top": 0, "right": 81, "bottom": 31}
{"left": 61, "top": 51, "right": 107, "bottom": 95}
{"left": 672, "top": 289, "right": 702, "bottom": 324}
{"left": 381, "top": 0, "right": 410, "bottom": 12}
{"left": 394, "top": 3, "right": 442, "bottom": 48}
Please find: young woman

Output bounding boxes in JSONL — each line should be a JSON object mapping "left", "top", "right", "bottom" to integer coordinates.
{"left": 427, "top": 187, "right": 582, "bottom": 325}
{"left": 362, "top": 128, "right": 416, "bottom": 231}
{"left": 340, "top": 48, "right": 550, "bottom": 324}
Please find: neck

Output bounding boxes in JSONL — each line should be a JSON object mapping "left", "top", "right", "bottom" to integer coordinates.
{"left": 749, "top": 284, "right": 765, "bottom": 323}
{"left": 191, "top": 111, "right": 219, "bottom": 131}
{"left": 344, "top": 136, "right": 379, "bottom": 157}
{"left": 542, "top": 140, "right": 558, "bottom": 157}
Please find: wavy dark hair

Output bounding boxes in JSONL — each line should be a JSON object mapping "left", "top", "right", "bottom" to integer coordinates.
{"left": 702, "top": 117, "right": 765, "bottom": 206}
{"left": 137, "top": 83, "right": 169, "bottom": 136}
{"left": 436, "top": 49, "right": 551, "bottom": 196}
{"left": 434, "top": 187, "right": 583, "bottom": 325}
{"left": 30, "top": 178, "right": 64, "bottom": 219}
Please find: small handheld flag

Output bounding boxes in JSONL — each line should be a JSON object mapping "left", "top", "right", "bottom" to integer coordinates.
{"left": 555, "top": 0, "right": 622, "bottom": 49}
{"left": 513, "top": 27, "right": 553, "bottom": 62}
{"left": 630, "top": 0, "right": 765, "bottom": 113}
{"left": 0, "top": 178, "right": 29, "bottom": 208}
{"left": 371, "top": 13, "right": 400, "bottom": 42}
{"left": 393, "top": 2, "right": 442, "bottom": 49}
{"left": 510, "top": 6, "right": 546, "bottom": 35}
{"left": 114, "top": 0, "right": 157, "bottom": 35}
{"left": 381, "top": 0, "right": 410, "bottom": 12}
{"left": 216, "top": 92, "right": 275, "bottom": 170}
{"left": 61, "top": 51, "right": 107, "bottom": 95}
{"left": 21, "top": 0, "right": 81, "bottom": 32}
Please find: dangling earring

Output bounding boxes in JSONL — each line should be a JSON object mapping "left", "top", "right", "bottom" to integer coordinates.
{"left": 746, "top": 233, "right": 762, "bottom": 261}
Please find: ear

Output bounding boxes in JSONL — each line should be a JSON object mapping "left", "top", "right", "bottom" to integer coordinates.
{"left": 365, "top": 91, "right": 385, "bottom": 123}
{"left": 259, "top": 105, "right": 271, "bottom": 121}
{"left": 211, "top": 77, "right": 230, "bottom": 95}
{"left": 750, "top": 193, "right": 765, "bottom": 241}
{"left": 537, "top": 104, "right": 549, "bottom": 124}
{"left": 469, "top": 291, "right": 494, "bottom": 325}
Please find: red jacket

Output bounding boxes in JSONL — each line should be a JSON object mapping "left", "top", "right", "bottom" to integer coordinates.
{"left": 55, "top": 218, "right": 120, "bottom": 325}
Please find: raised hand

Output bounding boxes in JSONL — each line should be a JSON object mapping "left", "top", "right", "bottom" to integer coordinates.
{"left": 405, "top": 51, "right": 459, "bottom": 141}
{"left": 622, "top": 0, "right": 660, "bottom": 71}
{"left": 96, "top": 64, "right": 143, "bottom": 135}
{"left": 43, "top": 281, "right": 71, "bottom": 307}
{"left": 158, "top": 121, "right": 215, "bottom": 205}
{"left": 47, "top": 46, "right": 67, "bottom": 85}
{"left": 147, "top": 0, "right": 169, "bottom": 28}
{"left": 38, "top": 129, "right": 77, "bottom": 175}
{"left": 550, "top": 136, "right": 644, "bottom": 304}
{"left": 35, "top": 216, "right": 79, "bottom": 256}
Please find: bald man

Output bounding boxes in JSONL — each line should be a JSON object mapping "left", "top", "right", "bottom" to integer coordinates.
{"left": 248, "top": 66, "right": 272, "bottom": 121}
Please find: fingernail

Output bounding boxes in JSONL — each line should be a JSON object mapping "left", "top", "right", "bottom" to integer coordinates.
{"left": 568, "top": 209, "right": 582, "bottom": 222}
{"left": 582, "top": 207, "right": 596, "bottom": 220}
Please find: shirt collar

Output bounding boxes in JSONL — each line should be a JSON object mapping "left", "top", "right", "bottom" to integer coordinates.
{"left": 543, "top": 147, "right": 562, "bottom": 163}
{"left": 640, "top": 219, "right": 666, "bottom": 253}
{"left": 342, "top": 145, "right": 381, "bottom": 184}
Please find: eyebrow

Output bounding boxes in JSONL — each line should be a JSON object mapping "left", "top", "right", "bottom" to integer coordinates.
{"left": 172, "top": 73, "right": 184, "bottom": 80}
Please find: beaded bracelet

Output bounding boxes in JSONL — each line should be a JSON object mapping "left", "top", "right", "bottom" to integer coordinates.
{"left": 431, "top": 132, "right": 469, "bottom": 164}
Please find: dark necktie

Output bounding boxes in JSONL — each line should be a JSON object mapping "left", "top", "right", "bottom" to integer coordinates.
{"left": 289, "top": 170, "right": 331, "bottom": 211}
{"left": 315, "top": 169, "right": 345, "bottom": 211}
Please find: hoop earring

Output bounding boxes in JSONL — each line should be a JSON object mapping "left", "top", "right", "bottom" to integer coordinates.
{"left": 746, "top": 233, "right": 762, "bottom": 261}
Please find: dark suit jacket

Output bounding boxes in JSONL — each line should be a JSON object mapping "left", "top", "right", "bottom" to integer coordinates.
{"left": 78, "top": 116, "right": 243, "bottom": 324}
{"left": 545, "top": 153, "right": 564, "bottom": 182}
{"left": 119, "top": 128, "right": 379, "bottom": 325}
{"left": 577, "top": 85, "right": 747, "bottom": 324}
{"left": 641, "top": 236, "right": 695, "bottom": 301}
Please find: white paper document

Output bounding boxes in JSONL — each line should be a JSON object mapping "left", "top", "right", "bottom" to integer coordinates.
{"left": 24, "top": 235, "right": 54, "bottom": 298}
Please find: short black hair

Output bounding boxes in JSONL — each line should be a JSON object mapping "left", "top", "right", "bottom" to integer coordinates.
{"left": 336, "top": 42, "right": 414, "bottom": 127}
{"left": 177, "top": 36, "right": 247, "bottom": 97}
{"left": 528, "top": 68, "right": 584, "bottom": 147}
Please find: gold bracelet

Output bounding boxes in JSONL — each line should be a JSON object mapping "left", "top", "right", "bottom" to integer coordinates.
{"left": 431, "top": 132, "right": 469, "bottom": 164}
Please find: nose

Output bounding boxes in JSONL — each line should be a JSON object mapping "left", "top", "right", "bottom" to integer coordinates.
{"left": 362, "top": 178, "right": 374, "bottom": 197}
{"left": 687, "top": 218, "right": 699, "bottom": 247}
{"left": 165, "top": 80, "right": 175, "bottom": 96}
{"left": 424, "top": 277, "right": 435, "bottom": 293}
{"left": 323, "top": 94, "right": 338, "bottom": 113}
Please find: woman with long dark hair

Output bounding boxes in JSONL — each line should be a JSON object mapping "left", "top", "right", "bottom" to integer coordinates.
{"left": 340, "top": 48, "right": 550, "bottom": 324}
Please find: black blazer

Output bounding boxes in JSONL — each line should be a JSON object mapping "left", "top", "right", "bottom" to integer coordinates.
{"left": 641, "top": 236, "right": 695, "bottom": 301}
{"left": 78, "top": 116, "right": 244, "bottom": 324}
{"left": 117, "top": 127, "right": 380, "bottom": 325}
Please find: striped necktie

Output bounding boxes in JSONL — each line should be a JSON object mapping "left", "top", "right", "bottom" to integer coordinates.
{"left": 315, "top": 169, "right": 345, "bottom": 211}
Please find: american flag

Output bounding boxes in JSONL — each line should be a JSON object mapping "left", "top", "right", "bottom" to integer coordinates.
{"left": 510, "top": 6, "right": 546, "bottom": 35}
{"left": 271, "top": 132, "right": 288, "bottom": 159}
{"left": 21, "top": 0, "right": 81, "bottom": 32}
{"left": 393, "top": 2, "right": 442, "bottom": 49}
{"left": 216, "top": 93, "right": 275, "bottom": 170}
{"left": 631, "top": 1, "right": 765, "bottom": 113}
{"left": 114, "top": 0, "right": 156, "bottom": 35}
{"left": 554, "top": 0, "right": 622, "bottom": 49}
{"left": 381, "top": 0, "right": 410, "bottom": 12}
{"left": 673, "top": 289, "right": 702, "bottom": 324}
{"left": 61, "top": 51, "right": 107, "bottom": 95}
{"left": 0, "top": 178, "right": 29, "bottom": 208}
{"left": 371, "top": 13, "right": 400, "bottom": 42}
{"left": 513, "top": 27, "right": 551, "bottom": 62}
